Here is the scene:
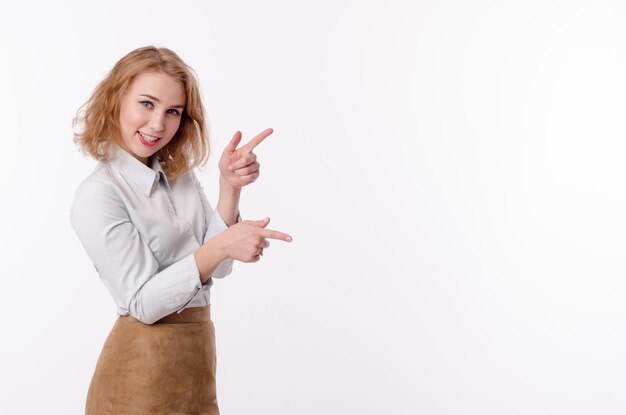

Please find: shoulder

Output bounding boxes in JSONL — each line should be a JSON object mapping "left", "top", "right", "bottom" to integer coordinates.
{"left": 185, "top": 168, "right": 205, "bottom": 189}
{"left": 70, "top": 163, "right": 126, "bottom": 221}
{"left": 170, "top": 167, "right": 200, "bottom": 192}
{"left": 73, "top": 163, "right": 119, "bottom": 199}
{"left": 184, "top": 168, "right": 199, "bottom": 184}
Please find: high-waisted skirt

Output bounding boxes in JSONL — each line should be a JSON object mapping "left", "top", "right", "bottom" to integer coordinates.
{"left": 85, "top": 305, "right": 219, "bottom": 415}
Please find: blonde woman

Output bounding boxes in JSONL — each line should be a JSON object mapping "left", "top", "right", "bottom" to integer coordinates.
{"left": 70, "top": 46, "right": 292, "bottom": 414}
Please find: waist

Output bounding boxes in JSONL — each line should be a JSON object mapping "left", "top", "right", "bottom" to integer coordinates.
{"left": 119, "top": 305, "right": 211, "bottom": 324}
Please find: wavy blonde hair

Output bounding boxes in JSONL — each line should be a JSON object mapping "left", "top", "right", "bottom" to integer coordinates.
{"left": 73, "top": 46, "right": 209, "bottom": 180}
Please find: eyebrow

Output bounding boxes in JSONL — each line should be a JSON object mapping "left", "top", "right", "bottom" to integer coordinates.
{"left": 139, "top": 94, "right": 185, "bottom": 109}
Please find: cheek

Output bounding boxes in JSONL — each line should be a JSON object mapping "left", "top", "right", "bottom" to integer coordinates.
{"left": 167, "top": 118, "right": 183, "bottom": 136}
{"left": 120, "top": 105, "right": 145, "bottom": 132}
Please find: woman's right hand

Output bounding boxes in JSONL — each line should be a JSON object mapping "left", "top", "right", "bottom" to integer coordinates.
{"left": 218, "top": 217, "right": 292, "bottom": 263}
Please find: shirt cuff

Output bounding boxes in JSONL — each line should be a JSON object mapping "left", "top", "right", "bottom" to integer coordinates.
{"left": 129, "top": 252, "right": 203, "bottom": 322}
{"left": 170, "top": 252, "right": 204, "bottom": 312}
{"left": 206, "top": 210, "right": 242, "bottom": 238}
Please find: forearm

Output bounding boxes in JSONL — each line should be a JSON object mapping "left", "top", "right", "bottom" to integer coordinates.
{"left": 194, "top": 235, "right": 229, "bottom": 284}
{"left": 216, "top": 176, "right": 241, "bottom": 226}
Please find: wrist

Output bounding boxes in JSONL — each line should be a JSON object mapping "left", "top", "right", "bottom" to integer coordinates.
{"left": 210, "top": 233, "right": 229, "bottom": 261}
{"left": 194, "top": 234, "right": 230, "bottom": 283}
{"left": 219, "top": 176, "right": 240, "bottom": 192}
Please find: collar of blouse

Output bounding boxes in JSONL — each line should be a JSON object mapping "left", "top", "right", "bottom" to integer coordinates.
{"left": 108, "top": 143, "right": 173, "bottom": 197}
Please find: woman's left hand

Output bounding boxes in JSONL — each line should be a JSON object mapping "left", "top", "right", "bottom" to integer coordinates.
{"left": 218, "top": 128, "right": 273, "bottom": 190}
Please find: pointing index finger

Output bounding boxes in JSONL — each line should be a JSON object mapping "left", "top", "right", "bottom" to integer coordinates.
{"left": 241, "top": 128, "right": 273, "bottom": 152}
{"left": 260, "top": 227, "right": 292, "bottom": 242}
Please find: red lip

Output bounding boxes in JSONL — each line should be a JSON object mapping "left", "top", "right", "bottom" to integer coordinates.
{"left": 137, "top": 131, "right": 159, "bottom": 147}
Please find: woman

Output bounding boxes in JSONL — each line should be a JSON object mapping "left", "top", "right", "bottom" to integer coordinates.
{"left": 70, "top": 46, "right": 292, "bottom": 414}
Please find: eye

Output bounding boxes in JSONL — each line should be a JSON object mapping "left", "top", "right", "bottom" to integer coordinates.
{"left": 139, "top": 100, "right": 154, "bottom": 109}
{"left": 167, "top": 109, "right": 181, "bottom": 116}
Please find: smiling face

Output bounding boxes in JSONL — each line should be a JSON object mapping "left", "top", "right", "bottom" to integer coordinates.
{"left": 117, "top": 71, "right": 186, "bottom": 165}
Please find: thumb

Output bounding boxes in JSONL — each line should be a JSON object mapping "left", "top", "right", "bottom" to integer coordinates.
{"left": 245, "top": 217, "right": 270, "bottom": 227}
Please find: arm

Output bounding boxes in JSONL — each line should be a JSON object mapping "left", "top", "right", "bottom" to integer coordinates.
{"left": 191, "top": 172, "right": 241, "bottom": 280}
{"left": 217, "top": 176, "right": 242, "bottom": 227}
{"left": 70, "top": 179, "right": 224, "bottom": 324}
{"left": 194, "top": 237, "right": 227, "bottom": 284}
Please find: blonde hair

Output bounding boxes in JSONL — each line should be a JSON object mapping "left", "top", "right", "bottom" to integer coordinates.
{"left": 73, "top": 46, "right": 209, "bottom": 180}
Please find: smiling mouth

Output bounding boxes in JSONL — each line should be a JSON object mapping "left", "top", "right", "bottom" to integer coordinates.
{"left": 138, "top": 131, "right": 162, "bottom": 142}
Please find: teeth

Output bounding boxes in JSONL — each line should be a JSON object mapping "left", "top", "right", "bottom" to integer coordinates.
{"left": 139, "top": 132, "right": 160, "bottom": 142}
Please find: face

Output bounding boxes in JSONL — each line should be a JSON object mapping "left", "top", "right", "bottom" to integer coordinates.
{"left": 118, "top": 71, "right": 186, "bottom": 165}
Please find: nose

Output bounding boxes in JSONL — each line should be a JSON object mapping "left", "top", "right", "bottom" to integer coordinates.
{"left": 148, "top": 112, "right": 166, "bottom": 134}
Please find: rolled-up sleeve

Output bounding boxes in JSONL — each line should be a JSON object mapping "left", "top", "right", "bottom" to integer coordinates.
{"left": 70, "top": 179, "right": 203, "bottom": 324}
{"left": 192, "top": 172, "right": 241, "bottom": 280}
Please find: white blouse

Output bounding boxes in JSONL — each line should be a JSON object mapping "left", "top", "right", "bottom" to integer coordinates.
{"left": 70, "top": 144, "right": 239, "bottom": 324}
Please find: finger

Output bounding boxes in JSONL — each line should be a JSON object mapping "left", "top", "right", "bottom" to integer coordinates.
{"left": 240, "top": 171, "right": 260, "bottom": 183}
{"left": 229, "top": 154, "right": 257, "bottom": 171}
{"left": 244, "top": 217, "right": 270, "bottom": 227}
{"left": 234, "top": 162, "right": 260, "bottom": 176}
{"left": 261, "top": 239, "right": 270, "bottom": 249}
{"left": 241, "top": 128, "right": 273, "bottom": 153}
{"left": 259, "top": 228, "right": 292, "bottom": 242}
{"left": 224, "top": 131, "right": 243, "bottom": 152}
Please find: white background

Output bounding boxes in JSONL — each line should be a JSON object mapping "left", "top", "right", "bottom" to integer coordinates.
{"left": 1, "top": 0, "right": 625, "bottom": 413}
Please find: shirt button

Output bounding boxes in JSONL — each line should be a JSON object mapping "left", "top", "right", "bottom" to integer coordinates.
{"left": 168, "top": 207, "right": 174, "bottom": 213}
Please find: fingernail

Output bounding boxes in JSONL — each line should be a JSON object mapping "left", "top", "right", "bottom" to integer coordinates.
{"left": 286, "top": 236, "right": 292, "bottom": 242}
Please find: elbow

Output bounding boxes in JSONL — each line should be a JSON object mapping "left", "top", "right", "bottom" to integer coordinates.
{"left": 133, "top": 313, "right": 159, "bottom": 325}
{"left": 128, "top": 295, "right": 160, "bottom": 325}
{"left": 129, "top": 308, "right": 159, "bottom": 325}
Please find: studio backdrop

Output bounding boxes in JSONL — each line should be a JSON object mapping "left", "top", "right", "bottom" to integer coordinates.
{"left": 1, "top": 0, "right": 624, "bottom": 414}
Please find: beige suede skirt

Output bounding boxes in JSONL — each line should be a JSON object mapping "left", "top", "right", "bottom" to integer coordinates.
{"left": 85, "top": 305, "right": 219, "bottom": 415}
